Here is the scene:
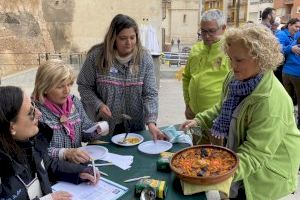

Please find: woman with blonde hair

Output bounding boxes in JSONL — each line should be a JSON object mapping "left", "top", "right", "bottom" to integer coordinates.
{"left": 32, "top": 59, "right": 108, "bottom": 164}
{"left": 77, "top": 14, "right": 166, "bottom": 140}
{"left": 181, "top": 24, "right": 300, "bottom": 199}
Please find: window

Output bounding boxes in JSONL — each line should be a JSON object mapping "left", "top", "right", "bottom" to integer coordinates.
{"left": 183, "top": 14, "right": 186, "bottom": 23}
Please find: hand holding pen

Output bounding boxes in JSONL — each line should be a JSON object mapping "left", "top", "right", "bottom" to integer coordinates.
{"left": 79, "top": 159, "right": 100, "bottom": 185}
{"left": 91, "top": 158, "right": 97, "bottom": 181}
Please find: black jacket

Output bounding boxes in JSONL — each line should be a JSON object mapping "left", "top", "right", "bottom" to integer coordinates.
{"left": 0, "top": 123, "right": 87, "bottom": 200}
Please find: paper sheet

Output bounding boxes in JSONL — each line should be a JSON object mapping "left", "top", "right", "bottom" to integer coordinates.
{"left": 102, "top": 153, "right": 133, "bottom": 170}
{"left": 52, "top": 177, "right": 128, "bottom": 200}
{"left": 79, "top": 145, "right": 133, "bottom": 170}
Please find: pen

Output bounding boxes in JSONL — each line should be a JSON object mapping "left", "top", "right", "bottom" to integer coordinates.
{"left": 123, "top": 176, "right": 151, "bottom": 183}
{"left": 89, "top": 140, "right": 109, "bottom": 144}
{"left": 91, "top": 158, "right": 96, "bottom": 181}
{"left": 95, "top": 163, "right": 113, "bottom": 167}
{"left": 98, "top": 170, "right": 109, "bottom": 177}
{"left": 88, "top": 162, "right": 113, "bottom": 167}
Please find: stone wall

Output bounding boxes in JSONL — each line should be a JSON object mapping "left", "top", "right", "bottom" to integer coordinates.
{"left": 0, "top": 0, "right": 162, "bottom": 76}
{"left": 0, "top": 0, "right": 54, "bottom": 76}
{"left": 162, "top": 0, "right": 200, "bottom": 45}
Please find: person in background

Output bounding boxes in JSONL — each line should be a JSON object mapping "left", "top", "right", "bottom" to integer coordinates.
{"left": 275, "top": 18, "right": 300, "bottom": 53}
{"left": 77, "top": 14, "right": 166, "bottom": 141}
{"left": 0, "top": 86, "right": 100, "bottom": 200}
{"left": 275, "top": 18, "right": 300, "bottom": 98}
{"left": 181, "top": 24, "right": 300, "bottom": 200}
{"left": 261, "top": 7, "right": 276, "bottom": 30}
{"left": 280, "top": 19, "right": 300, "bottom": 128}
{"left": 177, "top": 38, "right": 181, "bottom": 51}
{"left": 271, "top": 21, "right": 280, "bottom": 34}
{"left": 182, "top": 9, "right": 230, "bottom": 144}
{"left": 32, "top": 59, "right": 108, "bottom": 164}
{"left": 182, "top": 9, "right": 230, "bottom": 120}
{"left": 197, "top": 30, "right": 202, "bottom": 41}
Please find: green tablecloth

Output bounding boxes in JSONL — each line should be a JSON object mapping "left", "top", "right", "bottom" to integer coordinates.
{"left": 94, "top": 129, "right": 207, "bottom": 200}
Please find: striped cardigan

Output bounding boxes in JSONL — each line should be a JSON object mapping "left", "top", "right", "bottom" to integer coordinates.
{"left": 36, "top": 95, "right": 100, "bottom": 159}
{"left": 76, "top": 45, "right": 158, "bottom": 134}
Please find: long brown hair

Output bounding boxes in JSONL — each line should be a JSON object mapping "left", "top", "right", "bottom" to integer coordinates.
{"left": 89, "top": 14, "right": 144, "bottom": 74}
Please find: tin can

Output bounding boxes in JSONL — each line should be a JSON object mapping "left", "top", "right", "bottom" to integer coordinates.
{"left": 135, "top": 178, "right": 167, "bottom": 199}
{"left": 140, "top": 187, "right": 156, "bottom": 200}
{"left": 156, "top": 152, "right": 174, "bottom": 172}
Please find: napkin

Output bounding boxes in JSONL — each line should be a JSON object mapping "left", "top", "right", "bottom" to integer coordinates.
{"left": 162, "top": 125, "right": 193, "bottom": 146}
{"left": 101, "top": 152, "right": 133, "bottom": 170}
{"left": 180, "top": 176, "right": 233, "bottom": 197}
{"left": 83, "top": 121, "right": 109, "bottom": 136}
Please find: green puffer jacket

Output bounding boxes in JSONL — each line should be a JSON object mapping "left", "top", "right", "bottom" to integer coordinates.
{"left": 182, "top": 40, "right": 230, "bottom": 114}
{"left": 195, "top": 71, "right": 300, "bottom": 200}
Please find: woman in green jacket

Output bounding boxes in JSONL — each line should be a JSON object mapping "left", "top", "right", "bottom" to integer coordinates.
{"left": 181, "top": 24, "right": 300, "bottom": 200}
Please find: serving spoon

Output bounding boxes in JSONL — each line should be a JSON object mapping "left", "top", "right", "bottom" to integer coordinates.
{"left": 118, "top": 114, "right": 132, "bottom": 144}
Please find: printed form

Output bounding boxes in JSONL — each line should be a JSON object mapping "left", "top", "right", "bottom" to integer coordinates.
{"left": 52, "top": 177, "right": 128, "bottom": 200}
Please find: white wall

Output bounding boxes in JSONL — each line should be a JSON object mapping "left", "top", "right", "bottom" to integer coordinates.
{"left": 72, "top": 0, "right": 162, "bottom": 52}
{"left": 248, "top": 2, "right": 274, "bottom": 23}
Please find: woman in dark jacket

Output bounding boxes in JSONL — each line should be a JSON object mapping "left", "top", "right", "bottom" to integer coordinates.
{"left": 0, "top": 86, "right": 100, "bottom": 200}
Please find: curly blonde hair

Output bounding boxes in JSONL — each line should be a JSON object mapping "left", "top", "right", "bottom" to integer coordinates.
{"left": 224, "top": 24, "right": 283, "bottom": 72}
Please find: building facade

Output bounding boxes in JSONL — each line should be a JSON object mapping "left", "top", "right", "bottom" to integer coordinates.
{"left": 204, "top": 0, "right": 225, "bottom": 10}
{"left": 227, "top": 0, "right": 248, "bottom": 26}
{"left": 274, "top": 0, "right": 300, "bottom": 23}
{"left": 203, "top": 0, "right": 228, "bottom": 23}
{"left": 248, "top": 0, "right": 274, "bottom": 23}
{"left": 202, "top": 0, "right": 248, "bottom": 27}
{"left": 162, "top": 0, "right": 201, "bottom": 46}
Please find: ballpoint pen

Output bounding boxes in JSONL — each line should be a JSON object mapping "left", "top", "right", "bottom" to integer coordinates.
{"left": 88, "top": 162, "right": 113, "bottom": 167}
{"left": 91, "top": 159, "right": 109, "bottom": 177}
{"left": 98, "top": 170, "right": 109, "bottom": 177}
{"left": 123, "top": 176, "right": 151, "bottom": 183}
{"left": 95, "top": 163, "right": 113, "bottom": 167}
{"left": 91, "top": 158, "right": 96, "bottom": 181}
{"left": 89, "top": 140, "right": 109, "bottom": 144}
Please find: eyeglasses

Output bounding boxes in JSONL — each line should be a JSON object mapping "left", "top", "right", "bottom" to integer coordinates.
{"left": 28, "top": 102, "right": 36, "bottom": 121}
{"left": 200, "top": 27, "right": 220, "bottom": 36}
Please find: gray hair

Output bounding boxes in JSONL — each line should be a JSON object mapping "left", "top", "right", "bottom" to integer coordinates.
{"left": 201, "top": 9, "right": 226, "bottom": 27}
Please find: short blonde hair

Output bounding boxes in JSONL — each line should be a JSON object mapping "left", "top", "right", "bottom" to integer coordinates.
{"left": 32, "top": 59, "right": 75, "bottom": 103}
{"left": 224, "top": 24, "right": 283, "bottom": 72}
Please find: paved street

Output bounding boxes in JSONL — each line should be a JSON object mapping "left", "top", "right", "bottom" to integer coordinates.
{"left": 1, "top": 65, "right": 300, "bottom": 200}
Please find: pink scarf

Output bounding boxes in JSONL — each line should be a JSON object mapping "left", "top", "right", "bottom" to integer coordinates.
{"left": 44, "top": 96, "right": 75, "bottom": 142}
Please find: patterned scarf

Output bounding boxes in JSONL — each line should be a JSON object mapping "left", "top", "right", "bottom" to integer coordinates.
{"left": 211, "top": 74, "right": 263, "bottom": 139}
{"left": 43, "top": 96, "right": 75, "bottom": 142}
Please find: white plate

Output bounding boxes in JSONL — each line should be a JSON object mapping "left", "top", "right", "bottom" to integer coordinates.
{"left": 79, "top": 145, "right": 108, "bottom": 160}
{"left": 138, "top": 140, "right": 173, "bottom": 154}
{"left": 111, "top": 133, "right": 144, "bottom": 146}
